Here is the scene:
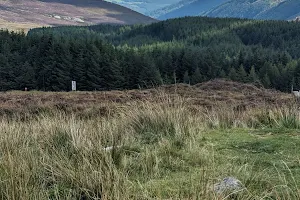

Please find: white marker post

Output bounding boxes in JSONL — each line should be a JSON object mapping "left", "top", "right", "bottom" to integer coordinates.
{"left": 72, "top": 81, "right": 76, "bottom": 91}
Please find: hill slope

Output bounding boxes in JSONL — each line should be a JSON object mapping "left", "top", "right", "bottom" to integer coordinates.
{"left": 153, "top": 0, "right": 300, "bottom": 20}
{"left": 0, "top": 0, "right": 156, "bottom": 31}
{"left": 104, "top": 0, "right": 181, "bottom": 15}
{"left": 206, "top": 0, "right": 300, "bottom": 20}
{"left": 153, "top": 0, "right": 228, "bottom": 20}
{"left": 257, "top": 0, "right": 300, "bottom": 20}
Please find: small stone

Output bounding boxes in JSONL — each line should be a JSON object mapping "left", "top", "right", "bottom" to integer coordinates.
{"left": 214, "top": 177, "right": 243, "bottom": 194}
{"left": 53, "top": 15, "right": 61, "bottom": 19}
{"left": 64, "top": 16, "right": 72, "bottom": 20}
{"left": 103, "top": 146, "right": 121, "bottom": 151}
{"left": 73, "top": 17, "right": 85, "bottom": 23}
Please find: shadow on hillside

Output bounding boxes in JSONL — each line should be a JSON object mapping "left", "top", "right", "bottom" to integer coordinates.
{"left": 39, "top": 0, "right": 137, "bottom": 12}
{"left": 105, "top": 13, "right": 156, "bottom": 24}
{"left": 38, "top": 0, "right": 156, "bottom": 24}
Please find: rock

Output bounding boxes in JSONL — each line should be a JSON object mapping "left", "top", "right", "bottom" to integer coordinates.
{"left": 103, "top": 146, "right": 121, "bottom": 151}
{"left": 63, "top": 16, "right": 72, "bottom": 21}
{"left": 214, "top": 177, "right": 243, "bottom": 194}
{"left": 73, "top": 17, "right": 85, "bottom": 23}
{"left": 53, "top": 15, "right": 61, "bottom": 19}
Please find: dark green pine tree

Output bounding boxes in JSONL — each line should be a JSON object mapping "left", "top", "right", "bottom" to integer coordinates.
{"left": 248, "top": 66, "right": 258, "bottom": 83}
{"left": 0, "top": 53, "right": 11, "bottom": 91}
{"left": 106, "top": 57, "right": 125, "bottom": 89}
{"left": 284, "top": 61, "right": 297, "bottom": 92}
{"left": 48, "top": 42, "right": 72, "bottom": 91}
{"left": 16, "top": 61, "right": 36, "bottom": 90}
{"left": 160, "top": 51, "right": 175, "bottom": 83}
{"left": 219, "top": 69, "right": 226, "bottom": 79}
{"left": 236, "top": 64, "right": 248, "bottom": 83}
{"left": 182, "top": 50, "right": 196, "bottom": 76}
{"left": 101, "top": 50, "right": 125, "bottom": 90}
{"left": 70, "top": 41, "right": 86, "bottom": 91}
{"left": 293, "top": 62, "right": 300, "bottom": 90}
{"left": 262, "top": 73, "right": 271, "bottom": 88}
{"left": 259, "top": 62, "right": 272, "bottom": 80}
{"left": 278, "top": 63, "right": 295, "bottom": 92}
{"left": 267, "top": 65, "right": 280, "bottom": 89}
{"left": 183, "top": 70, "right": 190, "bottom": 84}
{"left": 36, "top": 35, "right": 56, "bottom": 91}
{"left": 191, "top": 67, "right": 203, "bottom": 84}
{"left": 162, "top": 74, "right": 173, "bottom": 85}
{"left": 138, "top": 56, "right": 162, "bottom": 88}
{"left": 84, "top": 44, "right": 103, "bottom": 90}
{"left": 228, "top": 67, "right": 238, "bottom": 82}
{"left": 121, "top": 48, "right": 137, "bottom": 89}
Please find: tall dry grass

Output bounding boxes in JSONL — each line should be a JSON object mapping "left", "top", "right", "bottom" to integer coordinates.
{"left": 0, "top": 93, "right": 299, "bottom": 199}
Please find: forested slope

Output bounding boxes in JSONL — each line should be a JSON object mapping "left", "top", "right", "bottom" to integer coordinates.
{"left": 1, "top": 17, "right": 300, "bottom": 92}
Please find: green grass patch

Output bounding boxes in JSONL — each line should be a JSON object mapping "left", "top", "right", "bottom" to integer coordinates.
{"left": 0, "top": 98, "right": 300, "bottom": 199}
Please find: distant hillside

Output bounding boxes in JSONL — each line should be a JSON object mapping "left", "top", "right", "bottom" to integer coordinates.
{"left": 152, "top": 0, "right": 300, "bottom": 21}
{"left": 206, "top": 0, "right": 300, "bottom": 20}
{"left": 149, "top": 0, "right": 196, "bottom": 19}
{"left": 257, "top": 0, "right": 300, "bottom": 20}
{"left": 104, "top": 0, "right": 181, "bottom": 14}
{"left": 153, "top": 0, "right": 228, "bottom": 20}
{"left": 0, "top": 0, "right": 156, "bottom": 31}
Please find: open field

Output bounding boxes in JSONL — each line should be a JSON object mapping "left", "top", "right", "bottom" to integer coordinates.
{"left": 0, "top": 18, "right": 44, "bottom": 32}
{"left": 1, "top": 80, "right": 300, "bottom": 199}
{"left": 0, "top": 80, "right": 293, "bottom": 118}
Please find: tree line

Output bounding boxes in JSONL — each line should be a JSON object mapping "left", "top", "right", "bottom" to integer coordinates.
{"left": 1, "top": 16, "right": 300, "bottom": 91}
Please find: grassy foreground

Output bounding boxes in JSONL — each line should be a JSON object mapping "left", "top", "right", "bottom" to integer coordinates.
{"left": 0, "top": 90, "right": 300, "bottom": 199}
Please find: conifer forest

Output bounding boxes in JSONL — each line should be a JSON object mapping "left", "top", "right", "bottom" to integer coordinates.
{"left": 1, "top": 17, "right": 300, "bottom": 91}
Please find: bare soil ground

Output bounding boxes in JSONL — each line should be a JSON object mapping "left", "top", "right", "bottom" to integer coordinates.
{"left": 0, "top": 0, "right": 156, "bottom": 31}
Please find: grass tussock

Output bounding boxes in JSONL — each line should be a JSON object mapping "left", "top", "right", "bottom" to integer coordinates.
{"left": 0, "top": 91, "right": 300, "bottom": 199}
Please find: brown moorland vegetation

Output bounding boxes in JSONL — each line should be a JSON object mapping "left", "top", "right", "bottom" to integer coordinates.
{"left": 0, "top": 79, "right": 293, "bottom": 118}
{"left": 0, "top": 0, "right": 156, "bottom": 31}
{"left": 1, "top": 80, "right": 300, "bottom": 199}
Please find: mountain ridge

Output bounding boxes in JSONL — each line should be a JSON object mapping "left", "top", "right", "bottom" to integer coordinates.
{"left": 154, "top": 0, "right": 228, "bottom": 20}
{"left": 256, "top": 0, "right": 300, "bottom": 20}
{"left": 104, "top": 0, "right": 181, "bottom": 14}
{"left": 205, "top": 0, "right": 285, "bottom": 19}
{"left": 0, "top": 0, "right": 156, "bottom": 31}
{"left": 152, "top": 0, "right": 300, "bottom": 21}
